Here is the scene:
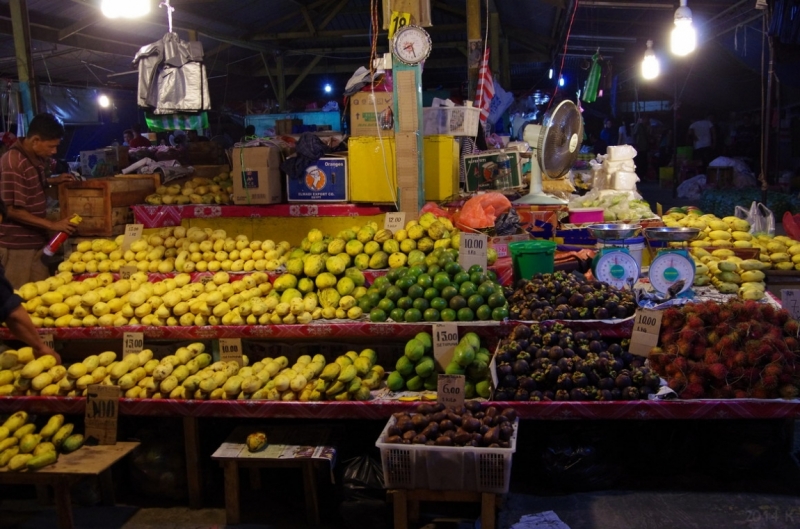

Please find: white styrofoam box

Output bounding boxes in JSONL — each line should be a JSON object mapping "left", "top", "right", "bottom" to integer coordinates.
{"left": 606, "top": 144, "right": 637, "bottom": 161}
{"left": 611, "top": 171, "right": 639, "bottom": 190}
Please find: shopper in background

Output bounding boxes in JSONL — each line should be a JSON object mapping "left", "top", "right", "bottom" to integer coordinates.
{"left": 122, "top": 129, "right": 134, "bottom": 146}
{"left": 600, "top": 119, "right": 616, "bottom": 148}
{"left": 128, "top": 123, "right": 152, "bottom": 148}
{"left": 0, "top": 198, "right": 60, "bottom": 364}
{"left": 618, "top": 121, "right": 630, "bottom": 145}
{"left": 0, "top": 113, "right": 76, "bottom": 289}
{"left": 688, "top": 113, "right": 716, "bottom": 169}
{"left": 632, "top": 115, "right": 650, "bottom": 179}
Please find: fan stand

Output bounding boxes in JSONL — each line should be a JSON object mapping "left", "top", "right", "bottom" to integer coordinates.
{"left": 513, "top": 154, "right": 568, "bottom": 205}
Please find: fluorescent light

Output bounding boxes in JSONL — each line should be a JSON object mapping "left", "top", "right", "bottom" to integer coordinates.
{"left": 671, "top": 0, "right": 696, "bottom": 56}
{"left": 324, "top": 83, "right": 332, "bottom": 94}
{"left": 559, "top": 76, "right": 565, "bottom": 87}
{"left": 642, "top": 40, "right": 660, "bottom": 80}
{"left": 549, "top": 68, "right": 553, "bottom": 79}
{"left": 101, "top": 0, "right": 150, "bottom": 19}
{"left": 98, "top": 95, "right": 110, "bottom": 108}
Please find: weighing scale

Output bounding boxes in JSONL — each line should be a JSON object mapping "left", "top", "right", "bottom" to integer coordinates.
{"left": 587, "top": 223, "right": 643, "bottom": 290}
{"left": 643, "top": 227, "right": 701, "bottom": 297}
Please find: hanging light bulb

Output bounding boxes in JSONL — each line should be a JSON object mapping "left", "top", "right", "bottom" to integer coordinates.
{"left": 671, "top": 0, "right": 696, "bottom": 56}
{"left": 101, "top": 0, "right": 150, "bottom": 19}
{"left": 642, "top": 40, "right": 660, "bottom": 80}
{"left": 98, "top": 95, "right": 111, "bottom": 108}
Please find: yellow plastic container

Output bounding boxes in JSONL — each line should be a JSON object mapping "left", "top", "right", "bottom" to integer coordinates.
{"left": 424, "top": 135, "right": 459, "bottom": 201}
{"left": 349, "top": 136, "right": 397, "bottom": 203}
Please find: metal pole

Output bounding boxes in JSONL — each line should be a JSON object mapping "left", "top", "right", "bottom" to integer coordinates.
{"left": 672, "top": 71, "right": 678, "bottom": 199}
{"left": 466, "top": 0, "right": 480, "bottom": 100}
{"left": 9, "top": 0, "right": 36, "bottom": 121}
{"left": 762, "top": 26, "right": 774, "bottom": 203}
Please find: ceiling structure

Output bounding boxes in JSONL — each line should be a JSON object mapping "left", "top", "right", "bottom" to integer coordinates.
{"left": 0, "top": 0, "right": 777, "bottom": 116}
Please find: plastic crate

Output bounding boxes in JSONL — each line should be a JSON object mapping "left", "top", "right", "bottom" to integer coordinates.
{"left": 423, "top": 106, "right": 480, "bottom": 136}
{"left": 375, "top": 415, "right": 518, "bottom": 493}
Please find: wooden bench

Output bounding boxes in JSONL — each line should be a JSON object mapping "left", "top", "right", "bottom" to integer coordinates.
{"left": 388, "top": 489, "right": 499, "bottom": 529}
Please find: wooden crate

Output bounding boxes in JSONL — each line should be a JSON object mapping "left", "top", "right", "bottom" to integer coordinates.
{"left": 59, "top": 175, "right": 159, "bottom": 237}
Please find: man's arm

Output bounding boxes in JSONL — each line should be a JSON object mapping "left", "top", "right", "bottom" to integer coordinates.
{"left": 5, "top": 305, "right": 61, "bottom": 364}
{"left": 7, "top": 207, "right": 76, "bottom": 234}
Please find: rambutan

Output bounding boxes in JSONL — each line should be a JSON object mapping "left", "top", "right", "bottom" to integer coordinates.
{"left": 665, "top": 344, "right": 678, "bottom": 356}
{"left": 734, "top": 389, "right": 749, "bottom": 399}
{"left": 729, "top": 366, "right": 745, "bottom": 379}
{"left": 784, "top": 337, "right": 799, "bottom": 351}
{"left": 680, "top": 383, "right": 706, "bottom": 399}
{"left": 770, "top": 352, "right": 783, "bottom": 363}
{"left": 686, "top": 315, "right": 704, "bottom": 330}
{"left": 734, "top": 352, "right": 746, "bottom": 367}
{"left": 719, "top": 309, "right": 733, "bottom": 322}
{"left": 665, "top": 364, "right": 678, "bottom": 377}
{"left": 784, "top": 319, "right": 800, "bottom": 337}
{"left": 688, "top": 360, "right": 705, "bottom": 374}
{"left": 779, "top": 374, "right": 793, "bottom": 386}
{"left": 763, "top": 363, "right": 783, "bottom": 378}
{"left": 759, "top": 304, "right": 776, "bottom": 322}
{"left": 668, "top": 377, "right": 686, "bottom": 392}
{"left": 743, "top": 367, "right": 760, "bottom": 383}
{"left": 662, "top": 308, "right": 685, "bottom": 329}
{"left": 690, "top": 345, "right": 706, "bottom": 361}
{"left": 779, "top": 385, "right": 800, "bottom": 399}
{"left": 749, "top": 386, "right": 769, "bottom": 399}
{"left": 661, "top": 329, "right": 677, "bottom": 344}
{"left": 706, "top": 331, "right": 720, "bottom": 346}
{"left": 707, "top": 363, "right": 728, "bottom": 380}
{"left": 688, "top": 373, "right": 706, "bottom": 386}
{"left": 716, "top": 323, "right": 732, "bottom": 337}
{"left": 767, "top": 326, "right": 784, "bottom": 343}
{"left": 761, "top": 375, "right": 779, "bottom": 390}
{"left": 776, "top": 310, "right": 790, "bottom": 326}
{"left": 678, "top": 328, "right": 697, "bottom": 343}
{"left": 704, "top": 350, "right": 720, "bottom": 365}
{"left": 673, "top": 356, "right": 688, "bottom": 373}
{"left": 676, "top": 339, "right": 692, "bottom": 357}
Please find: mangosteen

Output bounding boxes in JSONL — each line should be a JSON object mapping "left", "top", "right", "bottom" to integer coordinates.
{"left": 615, "top": 373, "right": 632, "bottom": 389}
{"left": 629, "top": 358, "right": 644, "bottom": 369}
{"left": 612, "top": 358, "right": 625, "bottom": 372}
{"left": 534, "top": 348, "right": 548, "bottom": 360}
{"left": 644, "top": 373, "right": 661, "bottom": 390}
{"left": 493, "top": 390, "right": 511, "bottom": 401}
{"left": 584, "top": 297, "right": 597, "bottom": 310}
{"left": 610, "top": 388, "right": 622, "bottom": 400}
{"left": 588, "top": 371, "right": 600, "bottom": 385}
{"left": 514, "top": 388, "right": 530, "bottom": 401}
{"left": 526, "top": 344, "right": 539, "bottom": 355}
{"left": 572, "top": 371, "right": 589, "bottom": 388}
{"left": 556, "top": 373, "right": 573, "bottom": 391}
{"left": 598, "top": 377, "right": 615, "bottom": 390}
{"left": 622, "top": 386, "right": 640, "bottom": 400}
{"left": 569, "top": 388, "right": 588, "bottom": 401}
{"left": 632, "top": 368, "right": 645, "bottom": 385}
{"left": 620, "top": 351, "right": 634, "bottom": 365}
{"left": 497, "top": 363, "right": 513, "bottom": 378}
{"left": 496, "top": 350, "right": 513, "bottom": 364}
{"left": 599, "top": 389, "right": 613, "bottom": 401}
{"left": 639, "top": 386, "right": 654, "bottom": 399}
{"left": 587, "top": 340, "right": 602, "bottom": 354}
{"left": 511, "top": 325, "right": 531, "bottom": 340}
{"left": 521, "top": 308, "right": 532, "bottom": 320}
{"left": 513, "top": 359, "right": 530, "bottom": 376}
{"left": 517, "top": 339, "right": 529, "bottom": 350}
{"left": 595, "top": 357, "right": 609, "bottom": 374}
{"left": 616, "top": 305, "right": 630, "bottom": 319}
{"left": 543, "top": 390, "right": 555, "bottom": 401}
{"left": 569, "top": 293, "right": 584, "bottom": 306}
{"left": 594, "top": 307, "right": 609, "bottom": 319}
{"left": 517, "top": 351, "right": 531, "bottom": 361}
{"left": 576, "top": 346, "right": 589, "bottom": 359}
{"left": 529, "top": 391, "right": 543, "bottom": 401}
{"left": 607, "top": 343, "right": 622, "bottom": 356}
{"left": 605, "top": 301, "right": 618, "bottom": 315}
{"left": 548, "top": 346, "right": 564, "bottom": 361}
{"left": 519, "top": 376, "right": 537, "bottom": 392}
{"left": 546, "top": 365, "right": 562, "bottom": 383}
{"left": 556, "top": 357, "right": 573, "bottom": 373}
{"left": 574, "top": 331, "right": 587, "bottom": 342}
{"left": 502, "top": 374, "right": 519, "bottom": 389}
{"left": 555, "top": 389, "right": 570, "bottom": 401}
{"left": 563, "top": 348, "right": 576, "bottom": 359}
{"left": 587, "top": 330, "right": 600, "bottom": 341}
{"left": 532, "top": 370, "right": 547, "bottom": 384}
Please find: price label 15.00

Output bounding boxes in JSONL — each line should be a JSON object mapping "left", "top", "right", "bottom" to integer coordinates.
{"left": 123, "top": 332, "right": 144, "bottom": 357}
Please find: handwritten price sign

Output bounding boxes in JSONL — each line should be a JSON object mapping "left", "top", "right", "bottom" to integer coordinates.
{"left": 384, "top": 212, "right": 406, "bottom": 232}
{"left": 459, "top": 232, "right": 487, "bottom": 271}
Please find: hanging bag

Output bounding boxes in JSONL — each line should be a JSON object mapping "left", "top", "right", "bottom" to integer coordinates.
{"left": 735, "top": 201, "right": 775, "bottom": 235}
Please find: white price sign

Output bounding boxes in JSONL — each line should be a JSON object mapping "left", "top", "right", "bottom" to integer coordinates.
{"left": 437, "top": 374, "right": 465, "bottom": 410}
{"left": 459, "top": 232, "right": 488, "bottom": 271}
{"left": 121, "top": 224, "right": 144, "bottom": 252}
{"left": 41, "top": 333, "right": 55, "bottom": 350}
{"left": 781, "top": 290, "right": 800, "bottom": 322}
{"left": 432, "top": 323, "right": 459, "bottom": 369}
{"left": 123, "top": 332, "right": 144, "bottom": 357}
{"left": 120, "top": 265, "right": 137, "bottom": 280}
{"left": 629, "top": 308, "right": 663, "bottom": 357}
{"left": 384, "top": 212, "right": 406, "bottom": 232}
{"left": 219, "top": 338, "right": 244, "bottom": 366}
{"left": 85, "top": 384, "right": 120, "bottom": 445}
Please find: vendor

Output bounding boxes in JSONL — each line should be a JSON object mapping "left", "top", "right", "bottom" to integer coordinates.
{"left": 0, "top": 113, "right": 76, "bottom": 288}
{"left": 0, "top": 198, "right": 60, "bottom": 364}
{"left": 127, "top": 124, "right": 152, "bottom": 148}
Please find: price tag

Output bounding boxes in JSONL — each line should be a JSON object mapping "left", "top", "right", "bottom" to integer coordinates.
{"left": 219, "top": 338, "right": 244, "bottom": 366}
{"left": 489, "top": 353, "right": 499, "bottom": 390}
{"left": 459, "top": 232, "right": 488, "bottom": 271}
{"left": 388, "top": 11, "right": 411, "bottom": 39}
{"left": 781, "top": 290, "right": 800, "bottom": 322}
{"left": 85, "top": 384, "right": 120, "bottom": 445}
{"left": 384, "top": 212, "right": 406, "bottom": 232}
{"left": 437, "top": 374, "right": 465, "bottom": 410}
{"left": 120, "top": 265, "right": 137, "bottom": 280}
{"left": 123, "top": 332, "right": 144, "bottom": 357}
{"left": 121, "top": 224, "right": 144, "bottom": 252}
{"left": 432, "top": 323, "right": 459, "bottom": 369}
{"left": 629, "top": 308, "right": 664, "bottom": 357}
{"left": 41, "top": 333, "right": 55, "bottom": 350}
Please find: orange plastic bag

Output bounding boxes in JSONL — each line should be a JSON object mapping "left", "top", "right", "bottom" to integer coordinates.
{"left": 456, "top": 192, "right": 512, "bottom": 229}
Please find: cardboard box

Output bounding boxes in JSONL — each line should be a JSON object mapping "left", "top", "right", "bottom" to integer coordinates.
{"left": 424, "top": 135, "right": 459, "bottom": 201}
{"left": 350, "top": 91, "right": 394, "bottom": 137}
{"left": 349, "top": 136, "right": 397, "bottom": 203}
{"left": 80, "top": 146, "right": 129, "bottom": 178}
{"left": 287, "top": 155, "right": 348, "bottom": 202}
{"left": 463, "top": 149, "right": 523, "bottom": 192}
{"left": 231, "top": 146, "right": 283, "bottom": 205}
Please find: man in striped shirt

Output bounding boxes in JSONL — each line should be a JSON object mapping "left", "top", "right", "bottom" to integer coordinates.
{"left": 0, "top": 113, "right": 77, "bottom": 288}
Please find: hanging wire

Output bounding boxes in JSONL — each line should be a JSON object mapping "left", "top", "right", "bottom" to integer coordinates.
{"left": 546, "top": 0, "right": 579, "bottom": 114}
{"left": 159, "top": 0, "right": 175, "bottom": 33}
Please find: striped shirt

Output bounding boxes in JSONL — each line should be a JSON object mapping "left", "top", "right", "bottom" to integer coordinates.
{"left": 0, "top": 143, "right": 48, "bottom": 249}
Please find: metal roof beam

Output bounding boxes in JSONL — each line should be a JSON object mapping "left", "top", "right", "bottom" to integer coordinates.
{"left": 57, "top": 12, "right": 103, "bottom": 40}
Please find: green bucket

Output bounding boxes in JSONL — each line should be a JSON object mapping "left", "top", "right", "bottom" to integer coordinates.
{"left": 509, "top": 240, "right": 557, "bottom": 280}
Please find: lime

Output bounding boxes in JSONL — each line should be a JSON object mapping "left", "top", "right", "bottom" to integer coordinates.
{"left": 431, "top": 297, "right": 448, "bottom": 311}
{"left": 395, "top": 266, "right": 409, "bottom": 278}
{"left": 470, "top": 272, "right": 487, "bottom": 285}
{"left": 378, "top": 298, "right": 396, "bottom": 312}
{"left": 373, "top": 275, "right": 390, "bottom": 288}
{"left": 457, "top": 307, "right": 475, "bottom": 321}
{"left": 486, "top": 270, "right": 498, "bottom": 282}
{"left": 488, "top": 292, "right": 506, "bottom": 308}
{"left": 467, "top": 294, "right": 485, "bottom": 311}
{"left": 432, "top": 248, "right": 444, "bottom": 257}
{"left": 459, "top": 281, "right": 477, "bottom": 298}
{"left": 367, "top": 286, "right": 380, "bottom": 296}
{"left": 386, "top": 268, "right": 401, "bottom": 283}
{"left": 441, "top": 308, "right": 457, "bottom": 322}
{"left": 367, "top": 292, "right": 381, "bottom": 306}
{"left": 377, "top": 282, "right": 391, "bottom": 296}
{"left": 416, "top": 273, "right": 433, "bottom": 289}
{"left": 445, "top": 262, "right": 462, "bottom": 276}
{"left": 386, "top": 285, "right": 403, "bottom": 301}
{"left": 441, "top": 285, "right": 458, "bottom": 301}
{"left": 389, "top": 308, "right": 406, "bottom": 322}
{"left": 358, "top": 297, "right": 373, "bottom": 312}
{"left": 369, "top": 308, "right": 387, "bottom": 322}
{"left": 427, "top": 264, "right": 441, "bottom": 276}
{"left": 468, "top": 264, "right": 484, "bottom": 275}
{"left": 409, "top": 263, "right": 427, "bottom": 275}
{"left": 397, "top": 276, "right": 415, "bottom": 291}
{"left": 412, "top": 297, "right": 429, "bottom": 311}
{"left": 437, "top": 255, "right": 453, "bottom": 268}
{"left": 423, "top": 308, "right": 440, "bottom": 322}
{"left": 407, "top": 284, "right": 425, "bottom": 299}
{"left": 433, "top": 273, "right": 451, "bottom": 290}
{"left": 404, "top": 308, "right": 422, "bottom": 322}
{"left": 477, "top": 281, "right": 496, "bottom": 298}
{"left": 453, "top": 271, "right": 470, "bottom": 286}
{"left": 397, "top": 296, "right": 414, "bottom": 310}
{"left": 446, "top": 249, "right": 460, "bottom": 261}
{"left": 476, "top": 304, "right": 492, "bottom": 320}
{"left": 449, "top": 295, "right": 467, "bottom": 311}
{"left": 424, "top": 287, "right": 439, "bottom": 301}
{"left": 492, "top": 306, "right": 509, "bottom": 321}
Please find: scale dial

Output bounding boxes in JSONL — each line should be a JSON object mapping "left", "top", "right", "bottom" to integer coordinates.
{"left": 594, "top": 250, "right": 640, "bottom": 290}
{"left": 392, "top": 25, "right": 432, "bottom": 65}
{"left": 649, "top": 251, "right": 695, "bottom": 296}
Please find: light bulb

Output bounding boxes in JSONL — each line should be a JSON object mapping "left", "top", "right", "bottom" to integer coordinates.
{"left": 548, "top": 68, "right": 553, "bottom": 79}
{"left": 558, "top": 76, "right": 565, "bottom": 87}
{"left": 101, "top": 0, "right": 150, "bottom": 19}
{"left": 642, "top": 40, "right": 660, "bottom": 80}
{"left": 98, "top": 95, "right": 110, "bottom": 108}
{"left": 324, "top": 84, "right": 332, "bottom": 94}
{"left": 671, "top": 1, "right": 696, "bottom": 56}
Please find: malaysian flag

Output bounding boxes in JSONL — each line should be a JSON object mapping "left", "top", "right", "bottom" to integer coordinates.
{"left": 476, "top": 47, "right": 494, "bottom": 124}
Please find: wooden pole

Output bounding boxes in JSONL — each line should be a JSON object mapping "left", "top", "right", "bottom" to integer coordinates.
{"left": 467, "top": 0, "right": 481, "bottom": 100}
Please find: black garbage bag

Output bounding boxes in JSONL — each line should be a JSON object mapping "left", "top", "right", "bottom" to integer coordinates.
{"left": 339, "top": 455, "right": 389, "bottom": 529}
{"left": 281, "top": 133, "right": 331, "bottom": 180}
{"left": 541, "top": 432, "right": 623, "bottom": 491}
{"left": 495, "top": 208, "right": 522, "bottom": 236}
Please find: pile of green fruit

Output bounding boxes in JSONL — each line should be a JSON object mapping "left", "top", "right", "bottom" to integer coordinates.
{"left": 442, "top": 332, "right": 493, "bottom": 399}
{"left": 388, "top": 332, "right": 437, "bottom": 392}
{"left": 363, "top": 257, "right": 508, "bottom": 323}
{"left": 0, "top": 412, "right": 84, "bottom": 471}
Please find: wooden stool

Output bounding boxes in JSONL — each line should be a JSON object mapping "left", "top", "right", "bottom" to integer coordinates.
{"left": 0, "top": 442, "right": 139, "bottom": 529}
{"left": 388, "top": 489, "right": 499, "bottom": 529}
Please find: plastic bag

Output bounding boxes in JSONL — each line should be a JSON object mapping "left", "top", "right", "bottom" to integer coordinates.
{"left": 457, "top": 192, "right": 512, "bottom": 229}
{"left": 735, "top": 201, "right": 775, "bottom": 235}
{"left": 342, "top": 455, "right": 385, "bottom": 500}
{"left": 495, "top": 208, "right": 521, "bottom": 236}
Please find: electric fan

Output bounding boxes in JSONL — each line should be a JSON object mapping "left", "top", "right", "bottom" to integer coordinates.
{"left": 514, "top": 99, "right": 583, "bottom": 205}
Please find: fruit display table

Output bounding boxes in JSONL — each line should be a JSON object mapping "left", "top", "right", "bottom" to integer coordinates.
{"left": 0, "top": 442, "right": 139, "bottom": 529}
